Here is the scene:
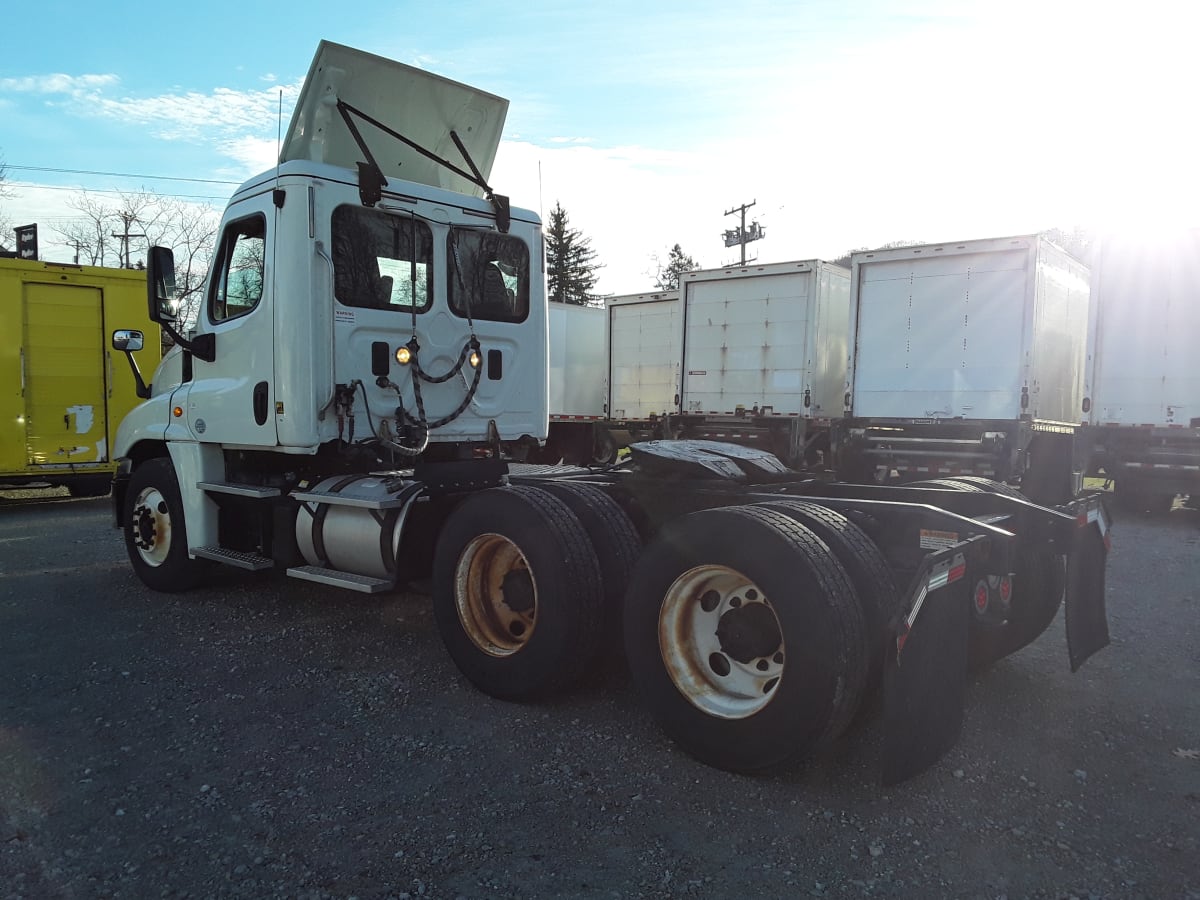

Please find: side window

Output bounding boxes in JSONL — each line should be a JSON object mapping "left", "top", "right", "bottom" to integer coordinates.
{"left": 210, "top": 216, "right": 266, "bottom": 323}
{"left": 448, "top": 229, "right": 530, "bottom": 323}
{"left": 332, "top": 206, "right": 433, "bottom": 310}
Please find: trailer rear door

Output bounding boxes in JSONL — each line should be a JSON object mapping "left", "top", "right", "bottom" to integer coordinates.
{"left": 23, "top": 283, "right": 109, "bottom": 466}
{"left": 682, "top": 270, "right": 813, "bottom": 415}
{"left": 852, "top": 248, "right": 1029, "bottom": 419}
{"left": 1092, "top": 230, "right": 1200, "bottom": 425}
{"left": 608, "top": 297, "right": 681, "bottom": 420}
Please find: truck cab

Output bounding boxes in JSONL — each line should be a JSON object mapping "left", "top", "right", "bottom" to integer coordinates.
{"left": 113, "top": 42, "right": 548, "bottom": 589}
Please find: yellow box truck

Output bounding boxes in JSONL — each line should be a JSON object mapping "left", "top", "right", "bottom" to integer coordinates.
{"left": 1, "top": 258, "right": 159, "bottom": 496}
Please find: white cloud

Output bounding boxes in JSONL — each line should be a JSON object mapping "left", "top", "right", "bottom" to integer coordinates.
{"left": 2, "top": 71, "right": 303, "bottom": 174}
{"left": 0, "top": 73, "right": 119, "bottom": 95}
{"left": 216, "top": 136, "right": 281, "bottom": 174}
{"left": 91, "top": 84, "right": 303, "bottom": 143}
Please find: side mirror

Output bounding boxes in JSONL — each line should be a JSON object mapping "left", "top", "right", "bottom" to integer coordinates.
{"left": 144, "top": 245, "right": 215, "bottom": 362}
{"left": 111, "top": 329, "right": 151, "bottom": 399}
{"left": 147, "top": 246, "right": 178, "bottom": 323}
{"left": 112, "top": 329, "right": 145, "bottom": 353}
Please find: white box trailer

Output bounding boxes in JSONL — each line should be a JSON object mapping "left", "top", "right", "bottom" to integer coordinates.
{"left": 606, "top": 290, "right": 682, "bottom": 427}
{"left": 1081, "top": 228, "right": 1200, "bottom": 510}
{"left": 675, "top": 260, "right": 850, "bottom": 467}
{"left": 835, "top": 235, "right": 1091, "bottom": 503}
{"left": 543, "top": 301, "right": 612, "bottom": 463}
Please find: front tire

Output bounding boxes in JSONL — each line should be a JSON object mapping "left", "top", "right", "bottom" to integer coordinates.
{"left": 122, "top": 458, "right": 207, "bottom": 592}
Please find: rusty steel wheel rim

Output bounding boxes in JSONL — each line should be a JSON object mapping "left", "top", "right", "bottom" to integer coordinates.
{"left": 131, "top": 485, "right": 173, "bottom": 567}
{"left": 659, "top": 564, "right": 785, "bottom": 719}
{"left": 454, "top": 533, "right": 538, "bottom": 657}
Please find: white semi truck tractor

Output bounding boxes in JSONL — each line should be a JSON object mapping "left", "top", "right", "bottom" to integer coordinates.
{"left": 109, "top": 42, "right": 1112, "bottom": 784}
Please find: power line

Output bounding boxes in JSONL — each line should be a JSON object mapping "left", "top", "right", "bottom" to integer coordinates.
{"left": 9, "top": 182, "right": 227, "bottom": 202}
{"left": 7, "top": 164, "right": 241, "bottom": 186}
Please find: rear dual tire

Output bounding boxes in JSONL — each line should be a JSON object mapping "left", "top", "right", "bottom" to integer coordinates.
{"left": 432, "top": 485, "right": 607, "bottom": 700}
{"left": 623, "top": 505, "right": 869, "bottom": 773}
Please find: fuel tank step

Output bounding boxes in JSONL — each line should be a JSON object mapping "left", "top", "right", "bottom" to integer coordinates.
{"left": 192, "top": 546, "right": 275, "bottom": 570}
{"left": 197, "top": 481, "right": 281, "bottom": 498}
{"left": 286, "top": 565, "right": 392, "bottom": 593}
{"left": 291, "top": 490, "right": 408, "bottom": 509}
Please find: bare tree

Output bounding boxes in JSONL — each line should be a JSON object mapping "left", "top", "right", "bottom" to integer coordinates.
{"left": 161, "top": 198, "right": 220, "bottom": 328}
{"left": 0, "top": 154, "right": 13, "bottom": 250}
{"left": 51, "top": 188, "right": 218, "bottom": 321}
{"left": 54, "top": 191, "right": 118, "bottom": 265}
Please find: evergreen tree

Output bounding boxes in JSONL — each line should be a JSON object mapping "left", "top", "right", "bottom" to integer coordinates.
{"left": 655, "top": 243, "right": 698, "bottom": 290}
{"left": 545, "top": 201, "right": 600, "bottom": 305}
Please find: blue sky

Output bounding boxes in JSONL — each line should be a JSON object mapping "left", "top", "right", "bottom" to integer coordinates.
{"left": 2, "top": 0, "right": 1198, "bottom": 292}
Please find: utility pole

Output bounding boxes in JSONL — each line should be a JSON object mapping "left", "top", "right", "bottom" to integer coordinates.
{"left": 722, "top": 200, "right": 765, "bottom": 266}
{"left": 111, "top": 211, "right": 145, "bottom": 269}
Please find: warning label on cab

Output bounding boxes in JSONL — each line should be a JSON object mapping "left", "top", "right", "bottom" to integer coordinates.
{"left": 919, "top": 528, "right": 960, "bottom": 550}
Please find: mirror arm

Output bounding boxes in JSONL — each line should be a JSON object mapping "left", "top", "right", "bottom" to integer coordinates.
{"left": 157, "top": 318, "right": 216, "bottom": 363}
{"left": 120, "top": 350, "right": 151, "bottom": 400}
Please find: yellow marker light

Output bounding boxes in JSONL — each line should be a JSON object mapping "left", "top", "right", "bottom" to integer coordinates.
{"left": 172, "top": 406, "right": 184, "bottom": 418}
{"left": 395, "top": 346, "right": 412, "bottom": 365}
{"left": 469, "top": 350, "right": 481, "bottom": 369}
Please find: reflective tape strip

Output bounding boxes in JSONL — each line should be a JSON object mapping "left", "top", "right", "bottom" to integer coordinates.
{"left": 1121, "top": 462, "right": 1200, "bottom": 471}
{"left": 896, "top": 465, "right": 997, "bottom": 476}
{"left": 906, "top": 551, "right": 967, "bottom": 631}
{"left": 1077, "top": 503, "right": 1110, "bottom": 538}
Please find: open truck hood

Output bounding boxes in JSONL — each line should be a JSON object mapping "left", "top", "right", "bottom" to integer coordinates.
{"left": 281, "top": 41, "right": 509, "bottom": 198}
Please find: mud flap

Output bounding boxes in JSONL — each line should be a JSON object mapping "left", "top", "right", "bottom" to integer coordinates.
{"left": 882, "top": 550, "right": 972, "bottom": 786}
{"left": 1065, "top": 501, "right": 1111, "bottom": 672}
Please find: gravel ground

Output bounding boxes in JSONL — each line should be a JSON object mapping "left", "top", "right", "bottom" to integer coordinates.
{"left": 0, "top": 489, "right": 1197, "bottom": 899}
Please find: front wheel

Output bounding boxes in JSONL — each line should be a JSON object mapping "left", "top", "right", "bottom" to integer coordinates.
{"left": 122, "top": 458, "right": 207, "bottom": 592}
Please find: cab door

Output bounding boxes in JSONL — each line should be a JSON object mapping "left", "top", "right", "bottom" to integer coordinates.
{"left": 182, "top": 199, "right": 277, "bottom": 446}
